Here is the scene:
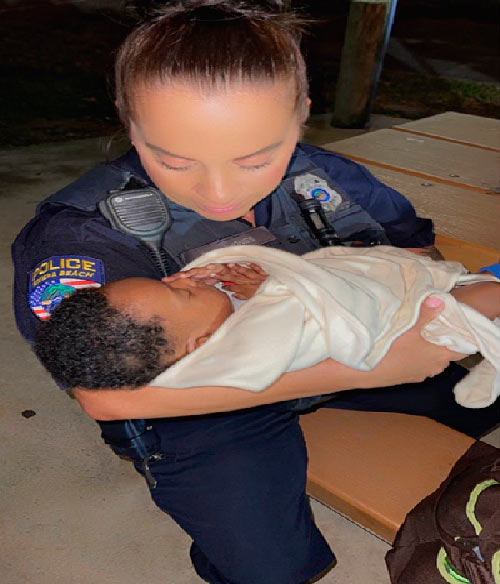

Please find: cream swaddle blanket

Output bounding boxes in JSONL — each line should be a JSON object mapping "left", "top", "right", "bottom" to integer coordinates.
{"left": 151, "top": 245, "right": 500, "bottom": 408}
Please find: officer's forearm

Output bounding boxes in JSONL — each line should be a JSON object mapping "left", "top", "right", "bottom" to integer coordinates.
{"left": 73, "top": 359, "right": 371, "bottom": 421}
{"left": 73, "top": 296, "right": 462, "bottom": 420}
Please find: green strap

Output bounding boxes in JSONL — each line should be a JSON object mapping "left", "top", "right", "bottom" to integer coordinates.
{"left": 466, "top": 479, "right": 499, "bottom": 535}
{"left": 437, "top": 547, "right": 470, "bottom": 583}
{"left": 492, "top": 549, "right": 500, "bottom": 584}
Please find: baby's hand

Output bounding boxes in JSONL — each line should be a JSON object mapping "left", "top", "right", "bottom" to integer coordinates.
{"left": 162, "top": 263, "right": 268, "bottom": 298}
{"left": 162, "top": 263, "right": 236, "bottom": 286}
{"left": 221, "top": 263, "right": 268, "bottom": 299}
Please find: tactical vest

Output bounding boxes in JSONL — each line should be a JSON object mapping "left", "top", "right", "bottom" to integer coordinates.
{"left": 36, "top": 145, "right": 389, "bottom": 460}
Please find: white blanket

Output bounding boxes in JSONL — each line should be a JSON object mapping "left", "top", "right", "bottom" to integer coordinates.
{"left": 151, "top": 245, "right": 500, "bottom": 408}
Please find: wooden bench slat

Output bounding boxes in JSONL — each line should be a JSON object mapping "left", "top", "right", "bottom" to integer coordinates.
{"left": 301, "top": 410, "right": 474, "bottom": 542}
{"left": 395, "top": 112, "right": 500, "bottom": 151}
{"left": 360, "top": 163, "right": 500, "bottom": 255}
{"left": 434, "top": 234, "right": 499, "bottom": 272}
{"left": 325, "top": 129, "right": 500, "bottom": 193}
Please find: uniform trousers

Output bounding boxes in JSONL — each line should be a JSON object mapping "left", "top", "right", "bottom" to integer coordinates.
{"left": 135, "top": 364, "right": 500, "bottom": 583}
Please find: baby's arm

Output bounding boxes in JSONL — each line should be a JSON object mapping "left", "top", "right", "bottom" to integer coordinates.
{"left": 217, "top": 263, "right": 268, "bottom": 299}
{"left": 163, "top": 262, "right": 268, "bottom": 299}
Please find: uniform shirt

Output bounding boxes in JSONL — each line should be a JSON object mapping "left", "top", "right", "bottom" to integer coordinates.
{"left": 12, "top": 143, "right": 434, "bottom": 350}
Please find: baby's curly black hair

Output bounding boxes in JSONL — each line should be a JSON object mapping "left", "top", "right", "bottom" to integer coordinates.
{"left": 34, "top": 288, "right": 176, "bottom": 390}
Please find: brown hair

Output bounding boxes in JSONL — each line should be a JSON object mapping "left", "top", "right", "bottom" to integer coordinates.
{"left": 114, "top": 1, "right": 310, "bottom": 128}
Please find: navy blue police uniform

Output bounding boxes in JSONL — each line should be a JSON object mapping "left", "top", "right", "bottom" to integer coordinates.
{"left": 12, "top": 143, "right": 499, "bottom": 584}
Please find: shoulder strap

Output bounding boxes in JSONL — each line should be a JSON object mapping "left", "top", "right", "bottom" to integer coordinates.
{"left": 38, "top": 149, "right": 148, "bottom": 213}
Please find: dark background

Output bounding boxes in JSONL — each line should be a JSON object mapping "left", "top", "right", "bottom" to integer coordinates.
{"left": 1, "top": 0, "right": 499, "bottom": 147}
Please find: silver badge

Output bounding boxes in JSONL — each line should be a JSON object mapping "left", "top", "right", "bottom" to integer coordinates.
{"left": 294, "top": 173, "right": 342, "bottom": 212}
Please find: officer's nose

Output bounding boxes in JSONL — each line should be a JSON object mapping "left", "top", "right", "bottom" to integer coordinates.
{"left": 196, "top": 170, "right": 234, "bottom": 206}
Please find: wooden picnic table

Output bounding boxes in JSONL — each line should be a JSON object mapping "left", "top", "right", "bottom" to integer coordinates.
{"left": 323, "top": 111, "right": 500, "bottom": 270}
{"left": 301, "top": 112, "right": 498, "bottom": 542}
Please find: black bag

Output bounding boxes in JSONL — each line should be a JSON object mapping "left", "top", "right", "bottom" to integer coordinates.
{"left": 386, "top": 441, "right": 500, "bottom": 584}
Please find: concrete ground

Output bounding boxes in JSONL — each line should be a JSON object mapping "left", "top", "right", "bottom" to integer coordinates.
{"left": 2, "top": 115, "right": 499, "bottom": 584}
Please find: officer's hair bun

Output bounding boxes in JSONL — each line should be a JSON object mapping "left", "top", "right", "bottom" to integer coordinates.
{"left": 115, "top": 0, "right": 311, "bottom": 128}
{"left": 140, "top": 1, "right": 309, "bottom": 32}
{"left": 146, "top": 1, "right": 294, "bottom": 20}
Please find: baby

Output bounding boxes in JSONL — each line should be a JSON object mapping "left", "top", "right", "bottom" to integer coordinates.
{"left": 35, "top": 245, "right": 500, "bottom": 407}
{"left": 34, "top": 274, "right": 237, "bottom": 391}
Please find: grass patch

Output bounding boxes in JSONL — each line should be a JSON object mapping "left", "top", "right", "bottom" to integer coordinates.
{"left": 450, "top": 79, "right": 500, "bottom": 104}
{"left": 0, "top": 66, "right": 121, "bottom": 147}
{"left": 308, "top": 64, "right": 500, "bottom": 120}
{"left": 378, "top": 71, "right": 500, "bottom": 105}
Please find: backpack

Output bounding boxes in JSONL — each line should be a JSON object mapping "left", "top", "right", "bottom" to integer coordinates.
{"left": 386, "top": 441, "right": 500, "bottom": 584}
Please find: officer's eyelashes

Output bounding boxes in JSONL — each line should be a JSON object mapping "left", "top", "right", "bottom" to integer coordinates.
{"left": 158, "top": 160, "right": 272, "bottom": 171}
{"left": 240, "top": 161, "right": 272, "bottom": 171}
{"left": 159, "top": 160, "right": 192, "bottom": 171}
{"left": 151, "top": 139, "right": 282, "bottom": 172}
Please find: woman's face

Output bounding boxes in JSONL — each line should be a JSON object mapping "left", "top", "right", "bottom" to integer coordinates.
{"left": 129, "top": 79, "right": 305, "bottom": 221}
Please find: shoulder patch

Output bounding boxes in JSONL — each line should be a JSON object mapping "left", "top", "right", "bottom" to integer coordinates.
{"left": 29, "top": 256, "right": 105, "bottom": 320}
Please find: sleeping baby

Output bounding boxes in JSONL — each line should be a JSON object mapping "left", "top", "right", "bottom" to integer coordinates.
{"left": 35, "top": 245, "right": 500, "bottom": 408}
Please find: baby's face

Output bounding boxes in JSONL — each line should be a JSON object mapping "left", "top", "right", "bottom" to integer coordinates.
{"left": 104, "top": 277, "right": 234, "bottom": 358}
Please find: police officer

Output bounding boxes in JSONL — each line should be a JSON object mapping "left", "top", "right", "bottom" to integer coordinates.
{"left": 12, "top": 3, "right": 500, "bottom": 583}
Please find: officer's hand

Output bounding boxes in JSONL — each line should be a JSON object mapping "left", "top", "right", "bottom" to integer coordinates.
{"left": 364, "top": 296, "right": 467, "bottom": 387}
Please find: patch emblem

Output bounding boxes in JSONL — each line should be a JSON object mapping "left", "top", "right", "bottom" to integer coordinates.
{"left": 311, "top": 187, "right": 331, "bottom": 202}
{"left": 29, "top": 255, "right": 105, "bottom": 320}
{"left": 294, "top": 173, "right": 343, "bottom": 212}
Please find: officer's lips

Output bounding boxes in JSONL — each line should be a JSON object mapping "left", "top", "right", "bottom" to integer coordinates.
{"left": 199, "top": 203, "right": 242, "bottom": 216}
